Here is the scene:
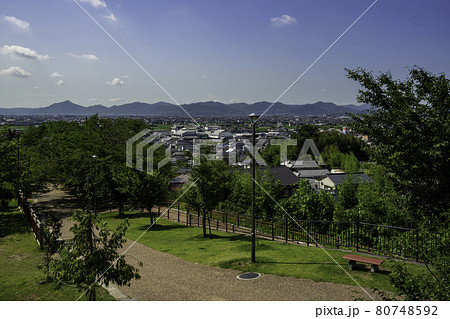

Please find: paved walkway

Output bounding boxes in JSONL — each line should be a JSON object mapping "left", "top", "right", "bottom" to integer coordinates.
{"left": 31, "top": 188, "right": 381, "bottom": 301}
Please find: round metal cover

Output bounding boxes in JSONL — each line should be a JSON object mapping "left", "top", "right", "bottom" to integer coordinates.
{"left": 237, "top": 272, "right": 261, "bottom": 280}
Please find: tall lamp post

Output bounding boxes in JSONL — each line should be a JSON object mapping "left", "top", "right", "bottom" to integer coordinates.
{"left": 248, "top": 113, "right": 260, "bottom": 263}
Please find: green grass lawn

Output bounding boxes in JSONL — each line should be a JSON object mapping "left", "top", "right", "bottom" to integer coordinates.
{"left": 0, "top": 206, "right": 114, "bottom": 301}
{"left": 102, "top": 211, "right": 431, "bottom": 295}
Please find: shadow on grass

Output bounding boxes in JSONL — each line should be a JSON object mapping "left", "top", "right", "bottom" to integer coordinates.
{"left": 349, "top": 264, "right": 392, "bottom": 275}
{"left": 0, "top": 207, "right": 29, "bottom": 236}
{"left": 114, "top": 212, "right": 149, "bottom": 220}
{"left": 137, "top": 223, "right": 187, "bottom": 231}
{"left": 261, "top": 260, "right": 346, "bottom": 266}
{"left": 191, "top": 233, "right": 250, "bottom": 241}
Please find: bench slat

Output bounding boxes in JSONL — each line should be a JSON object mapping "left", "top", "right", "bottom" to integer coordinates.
{"left": 343, "top": 254, "right": 384, "bottom": 266}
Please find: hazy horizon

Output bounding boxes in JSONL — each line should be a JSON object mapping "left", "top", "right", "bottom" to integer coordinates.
{"left": 1, "top": 0, "right": 449, "bottom": 109}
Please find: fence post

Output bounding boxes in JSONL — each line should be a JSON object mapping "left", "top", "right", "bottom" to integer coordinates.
{"left": 237, "top": 214, "right": 240, "bottom": 227}
{"left": 285, "top": 219, "right": 288, "bottom": 243}
{"left": 356, "top": 221, "right": 359, "bottom": 252}
{"left": 225, "top": 212, "right": 228, "bottom": 233}
{"left": 415, "top": 228, "right": 419, "bottom": 262}
{"left": 271, "top": 220, "right": 274, "bottom": 241}
{"left": 306, "top": 221, "right": 310, "bottom": 246}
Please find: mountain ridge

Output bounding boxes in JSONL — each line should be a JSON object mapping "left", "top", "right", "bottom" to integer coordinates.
{"left": 0, "top": 100, "right": 370, "bottom": 116}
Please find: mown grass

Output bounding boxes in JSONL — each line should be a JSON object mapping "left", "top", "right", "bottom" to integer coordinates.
{"left": 102, "top": 211, "right": 431, "bottom": 295}
{"left": 0, "top": 206, "right": 114, "bottom": 301}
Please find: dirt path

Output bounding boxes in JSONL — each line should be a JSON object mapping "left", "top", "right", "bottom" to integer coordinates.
{"left": 31, "top": 188, "right": 380, "bottom": 301}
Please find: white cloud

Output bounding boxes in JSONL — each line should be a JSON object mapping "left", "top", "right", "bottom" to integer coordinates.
{"left": 123, "top": 75, "right": 130, "bottom": 79}
{"left": 50, "top": 72, "right": 63, "bottom": 78}
{"left": 107, "top": 77, "right": 124, "bottom": 86}
{"left": 0, "top": 66, "right": 31, "bottom": 77}
{"left": 79, "top": 0, "right": 107, "bottom": 9}
{"left": 3, "top": 16, "right": 30, "bottom": 30}
{"left": 68, "top": 53, "right": 99, "bottom": 61}
{"left": 55, "top": 80, "right": 65, "bottom": 86}
{"left": 270, "top": 14, "right": 297, "bottom": 27}
{"left": 109, "top": 97, "right": 124, "bottom": 103}
{"left": 88, "top": 98, "right": 97, "bottom": 102}
{"left": 104, "top": 13, "right": 117, "bottom": 22}
{"left": 2, "top": 45, "right": 49, "bottom": 60}
{"left": 202, "top": 75, "right": 207, "bottom": 79}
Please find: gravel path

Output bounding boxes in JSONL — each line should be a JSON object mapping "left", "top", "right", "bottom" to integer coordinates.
{"left": 31, "top": 188, "right": 380, "bottom": 301}
{"left": 118, "top": 239, "right": 377, "bottom": 301}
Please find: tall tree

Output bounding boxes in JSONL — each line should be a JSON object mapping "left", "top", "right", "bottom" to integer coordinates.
{"left": 0, "top": 126, "right": 18, "bottom": 205}
{"left": 346, "top": 67, "right": 450, "bottom": 225}
{"left": 189, "top": 159, "right": 232, "bottom": 237}
{"left": 347, "top": 66, "right": 450, "bottom": 300}
{"left": 122, "top": 169, "right": 169, "bottom": 225}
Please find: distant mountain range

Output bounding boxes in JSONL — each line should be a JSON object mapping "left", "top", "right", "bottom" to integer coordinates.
{"left": 0, "top": 100, "right": 370, "bottom": 117}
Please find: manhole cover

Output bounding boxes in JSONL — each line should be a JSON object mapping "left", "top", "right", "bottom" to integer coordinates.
{"left": 237, "top": 272, "right": 261, "bottom": 280}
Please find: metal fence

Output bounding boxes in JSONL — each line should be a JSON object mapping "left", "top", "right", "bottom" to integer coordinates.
{"left": 157, "top": 201, "right": 443, "bottom": 262}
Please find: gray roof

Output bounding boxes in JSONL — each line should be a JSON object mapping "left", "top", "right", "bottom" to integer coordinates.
{"left": 291, "top": 160, "right": 319, "bottom": 169}
{"left": 175, "top": 168, "right": 192, "bottom": 174}
{"left": 242, "top": 166, "right": 300, "bottom": 186}
{"left": 325, "top": 172, "right": 372, "bottom": 185}
{"left": 296, "top": 169, "right": 330, "bottom": 178}
{"left": 169, "top": 174, "right": 190, "bottom": 184}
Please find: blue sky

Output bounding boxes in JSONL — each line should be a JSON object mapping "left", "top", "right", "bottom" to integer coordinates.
{"left": 0, "top": 0, "right": 449, "bottom": 108}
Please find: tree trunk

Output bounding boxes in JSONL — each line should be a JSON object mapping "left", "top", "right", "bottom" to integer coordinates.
{"left": 207, "top": 214, "right": 212, "bottom": 237}
{"left": 89, "top": 287, "right": 96, "bottom": 301}
{"left": 202, "top": 210, "right": 207, "bottom": 238}
{"left": 149, "top": 207, "right": 154, "bottom": 225}
{"left": 118, "top": 202, "right": 124, "bottom": 217}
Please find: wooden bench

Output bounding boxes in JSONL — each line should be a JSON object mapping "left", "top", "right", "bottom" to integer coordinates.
{"left": 343, "top": 254, "right": 384, "bottom": 273}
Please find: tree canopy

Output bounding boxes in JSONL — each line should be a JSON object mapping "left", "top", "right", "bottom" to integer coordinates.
{"left": 346, "top": 67, "right": 450, "bottom": 226}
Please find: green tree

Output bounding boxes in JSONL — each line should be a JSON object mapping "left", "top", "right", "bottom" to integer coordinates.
{"left": 220, "top": 168, "right": 283, "bottom": 219}
{"left": 260, "top": 144, "right": 281, "bottom": 167}
{"left": 50, "top": 209, "right": 141, "bottom": 300}
{"left": 19, "top": 116, "right": 150, "bottom": 203}
{"left": 189, "top": 159, "right": 232, "bottom": 237}
{"left": 334, "top": 176, "right": 359, "bottom": 222}
{"left": 390, "top": 229, "right": 449, "bottom": 300}
{"left": 346, "top": 66, "right": 450, "bottom": 225}
{"left": 38, "top": 213, "right": 63, "bottom": 282}
{"left": 122, "top": 169, "right": 169, "bottom": 225}
{"left": 0, "top": 126, "right": 18, "bottom": 205}
{"left": 281, "top": 180, "right": 334, "bottom": 221}
{"left": 347, "top": 66, "right": 450, "bottom": 300}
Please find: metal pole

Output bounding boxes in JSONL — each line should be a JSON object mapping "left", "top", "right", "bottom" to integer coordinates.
{"left": 251, "top": 121, "right": 256, "bottom": 263}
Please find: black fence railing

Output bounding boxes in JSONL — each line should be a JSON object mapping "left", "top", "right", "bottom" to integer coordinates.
{"left": 156, "top": 201, "right": 444, "bottom": 262}
{"left": 20, "top": 193, "right": 443, "bottom": 261}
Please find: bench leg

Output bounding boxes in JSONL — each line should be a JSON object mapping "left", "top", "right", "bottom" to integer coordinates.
{"left": 348, "top": 260, "right": 356, "bottom": 271}
{"left": 371, "top": 264, "right": 379, "bottom": 273}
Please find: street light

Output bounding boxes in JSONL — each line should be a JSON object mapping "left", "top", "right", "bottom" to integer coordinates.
{"left": 248, "top": 112, "right": 259, "bottom": 263}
